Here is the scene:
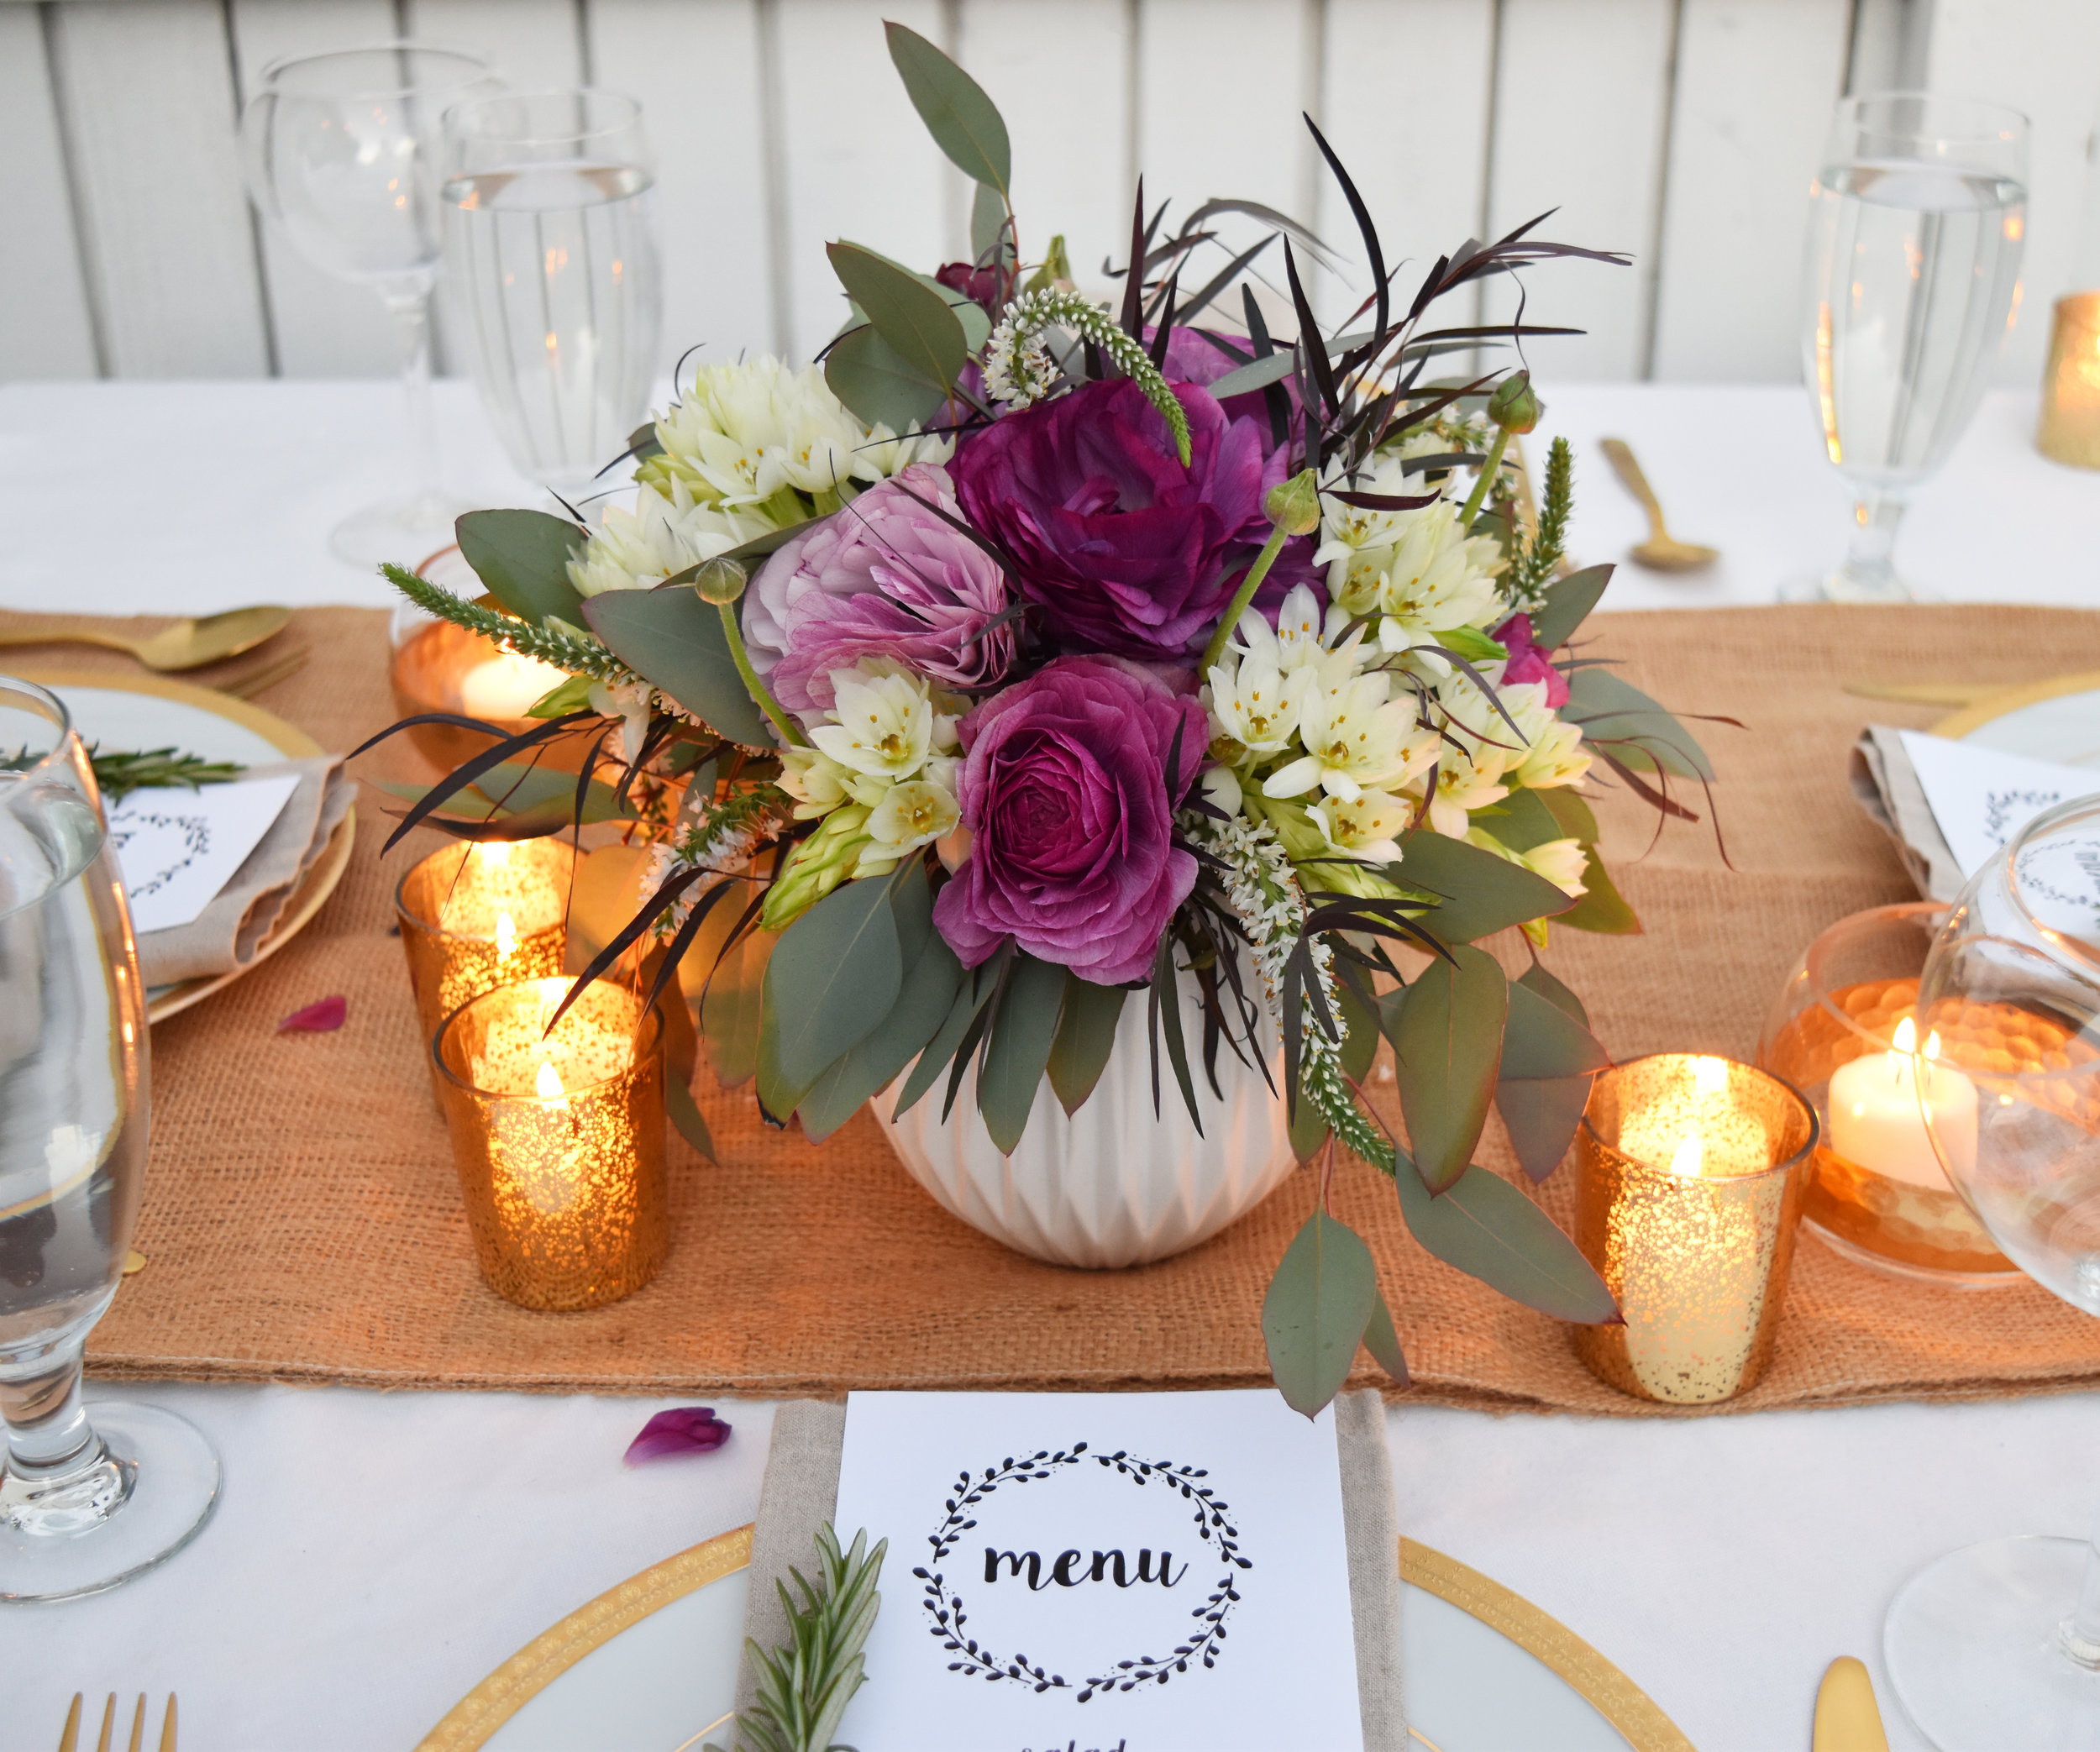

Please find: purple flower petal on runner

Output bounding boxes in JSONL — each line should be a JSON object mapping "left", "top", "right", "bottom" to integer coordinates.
{"left": 277, "top": 995, "right": 346, "bottom": 1033}
{"left": 625, "top": 1406, "right": 732, "bottom": 1466}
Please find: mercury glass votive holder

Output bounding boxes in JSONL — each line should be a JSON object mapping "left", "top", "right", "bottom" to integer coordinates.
{"left": 433, "top": 975, "right": 668, "bottom": 1311}
{"left": 396, "top": 838, "right": 574, "bottom": 1066}
{"left": 1758, "top": 903, "right": 2018, "bottom": 1285}
{"left": 1571, "top": 1054, "right": 1819, "bottom": 1405}
{"left": 2037, "top": 291, "right": 2100, "bottom": 470}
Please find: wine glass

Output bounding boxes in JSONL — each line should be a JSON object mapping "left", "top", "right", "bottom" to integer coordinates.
{"left": 240, "top": 44, "right": 501, "bottom": 569}
{"left": 0, "top": 679, "right": 218, "bottom": 1603}
{"left": 442, "top": 90, "right": 664, "bottom": 501}
{"left": 1783, "top": 92, "right": 2029, "bottom": 604}
{"left": 1888, "top": 794, "right": 2100, "bottom": 1744}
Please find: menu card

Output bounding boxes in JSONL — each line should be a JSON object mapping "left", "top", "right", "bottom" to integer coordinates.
{"left": 106, "top": 773, "right": 297, "bottom": 934}
{"left": 1899, "top": 730, "right": 2100, "bottom": 879}
{"left": 832, "top": 1389, "right": 1364, "bottom": 1751}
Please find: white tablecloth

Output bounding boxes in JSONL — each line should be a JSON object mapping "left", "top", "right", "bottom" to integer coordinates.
{"left": 2, "top": 376, "right": 2098, "bottom": 1752}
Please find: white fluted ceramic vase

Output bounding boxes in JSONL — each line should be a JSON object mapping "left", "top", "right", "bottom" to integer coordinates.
{"left": 873, "top": 968, "right": 1297, "bottom": 1268}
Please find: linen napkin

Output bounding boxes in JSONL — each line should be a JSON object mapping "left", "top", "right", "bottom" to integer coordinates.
{"left": 137, "top": 755, "right": 353, "bottom": 987}
{"left": 732, "top": 1390, "right": 1404, "bottom": 1748}
{"left": 1850, "top": 726, "right": 1965, "bottom": 902}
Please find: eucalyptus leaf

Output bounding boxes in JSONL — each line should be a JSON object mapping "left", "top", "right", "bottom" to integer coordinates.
{"left": 756, "top": 990, "right": 817, "bottom": 1123}
{"left": 454, "top": 508, "right": 588, "bottom": 628}
{"left": 1204, "top": 352, "right": 1298, "bottom": 401}
{"left": 970, "top": 180, "right": 1009, "bottom": 264}
{"left": 1527, "top": 562, "right": 1612, "bottom": 650}
{"left": 1398, "top": 829, "right": 1577, "bottom": 945}
{"left": 1391, "top": 1151, "right": 1618, "bottom": 1323}
{"left": 1494, "top": 1073, "right": 1593, "bottom": 1183}
{"left": 1478, "top": 786, "right": 1564, "bottom": 854}
{"left": 666, "top": 1078, "right": 717, "bottom": 1162}
{"left": 1390, "top": 944, "right": 1508, "bottom": 1193}
{"left": 1561, "top": 668, "right": 1711, "bottom": 780}
{"left": 1047, "top": 976, "right": 1128, "bottom": 1117}
{"left": 825, "top": 323, "right": 949, "bottom": 433}
{"left": 885, "top": 20, "right": 1011, "bottom": 193}
{"left": 827, "top": 244, "right": 968, "bottom": 399}
{"left": 762, "top": 875, "right": 904, "bottom": 1090}
{"left": 702, "top": 923, "right": 774, "bottom": 1087}
{"left": 1289, "top": 1083, "right": 1332, "bottom": 1162}
{"left": 800, "top": 931, "right": 963, "bottom": 1142}
{"left": 1263, "top": 1210, "right": 1378, "bottom": 1419}
{"left": 1362, "top": 1288, "right": 1410, "bottom": 1387}
{"left": 892, "top": 961, "right": 1000, "bottom": 1117}
{"left": 1537, "top": 785, "right": 1599, "bottom": 845}
{"left": 581, "top": 585, "right": 774, "bottom": 747}
{"left": 1519, "top": 959, "right": 1588, "bottom": 1027}
{"left": 978, "top": 952, "right": 1068, "bottom": 1153}
{"left": 1556, "top": 845, "right": 1642, "bottom": 935}
{"left": 1499, "top": 975, "right": 1608, "bottom": 1079}
{"left": 1337, "top": 976, "right": 1380, "bottom": 1084}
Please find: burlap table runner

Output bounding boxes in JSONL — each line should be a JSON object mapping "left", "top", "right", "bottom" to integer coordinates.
{"left": 45, "top": 603, "right": 2100, "bottom": 1414}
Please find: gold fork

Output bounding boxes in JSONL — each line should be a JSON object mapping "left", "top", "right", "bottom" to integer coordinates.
{"left": 56, "top": 1692, "right": 176, "bottom": 1752}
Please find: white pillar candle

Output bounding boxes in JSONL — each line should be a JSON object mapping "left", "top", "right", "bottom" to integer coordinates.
{"left": 459, "top": 652, "right": 572, "bottom": 719}
{"left": 1827, "top": 1018, "right": 1978, "bottom": 1189}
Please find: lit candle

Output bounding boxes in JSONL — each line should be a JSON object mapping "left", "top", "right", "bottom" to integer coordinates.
{"left": 458, "top": 650, "right": 573, "bottom": 720}
{"left": 1826, "top": 1017, "right": 1978, "bottom": 1190}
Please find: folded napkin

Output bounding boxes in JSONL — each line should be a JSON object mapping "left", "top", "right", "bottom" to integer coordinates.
{"left": 138, "top": 755, "right": 353, "bottom": 987}
{"left": 734, "top": 1392, "right": 1404, "bottom": 1748}
{"left": 1851, "top": 726, "right": 1964, "bottom": 902}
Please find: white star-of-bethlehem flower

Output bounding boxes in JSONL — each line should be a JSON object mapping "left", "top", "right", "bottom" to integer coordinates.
{"left": 861, "top": 779, "right": 962, "bottom": 871}
{"left": 809, "top": 667, "right": 937, "bottom": 779}
{"left": 1307, "top": 787, "right": 1412, "bottom": 866}
{"left": 1261, "top": 659, "right": 1436, "bottom": 805}
{"left": 1206, "top": 648, "right": 1312, "bottom": 754}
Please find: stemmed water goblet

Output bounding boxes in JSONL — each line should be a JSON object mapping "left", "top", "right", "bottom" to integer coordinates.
{"left": 1890, "top": 795, "right": 2100, "bottom": 1744}
{"left": 240, "top": 44, "right": 501, "bottom": 568}
{"left": 0, "top": 679, "right": 219, "bottom": 1603}
{"left": 1785, "top": 92, "right": 2029, "bottom": 603}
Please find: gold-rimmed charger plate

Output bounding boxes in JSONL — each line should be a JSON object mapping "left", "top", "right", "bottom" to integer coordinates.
{"left": 1932, "top": 669, "right": 2100, "bottom": 763}
{"left": 10, "top": 665, "right": 356, "bottom": 1024}
{"left": 418, "top": 1527, "right": 1690, "bottom": 1752}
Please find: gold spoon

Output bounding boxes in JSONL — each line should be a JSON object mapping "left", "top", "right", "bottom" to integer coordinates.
{"left": 0, "top": 606, "right": 291, "bottom": 672}
{"left": 1599, "top": 437, "right": 1719, "bottom": 572}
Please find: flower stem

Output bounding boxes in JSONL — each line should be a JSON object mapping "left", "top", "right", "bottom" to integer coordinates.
{"left": 1459, "top": 428, "right": 1510, "bottom": 529}
{"left": 1200, "top": 522, "right": 1292, "bottom": 674}
{"left": 717, "top": 601, "right": 808, "bottom": 748}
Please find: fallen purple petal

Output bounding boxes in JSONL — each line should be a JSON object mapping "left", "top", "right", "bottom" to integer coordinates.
{"left": 625, "top": 1406, "right": 732, "bottom": 1466}
{"left": 277, "top": 994, "right": 347, "bottom": 1033}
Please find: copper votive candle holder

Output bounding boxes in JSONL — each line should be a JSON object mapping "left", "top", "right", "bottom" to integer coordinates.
{"left": 396, "top": 838, "right": 575, "bottom": 1062}
{"left": 434, "top": 975, "right": 668, "bottom": 1311}
{"left": 2038, "top": 291, "right": 2100, "bottom": 470}
{"left": 1572, "top": 1054, "right": 1819, "bottom": 1405}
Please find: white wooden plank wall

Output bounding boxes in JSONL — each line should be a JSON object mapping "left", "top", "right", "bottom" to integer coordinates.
{"left": 3, "top": 0, "right": 2097, "bottom": 391}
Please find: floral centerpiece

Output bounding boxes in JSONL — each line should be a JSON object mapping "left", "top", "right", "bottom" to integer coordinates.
{"left": 372, "top": 24, "right": 1714, "bottom": 1416}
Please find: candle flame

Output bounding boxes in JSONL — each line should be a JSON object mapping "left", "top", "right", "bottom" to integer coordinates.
{"left": 495, "top": 911, "right": 517, "bottom": 959}
{"left": 1692, "top": 1056, "right": 1729, "bottom": 1095}
{"left": 480, "top": 840, "right": 511, "bottom": 868}
{"left": 534, "top": 1059, "right": 565, "bottom": 1104}
{"left": 1893, "top": 1016, "right": 1917, "bottom": 1054}
{"left": 1668, "top": 1134, "right": 1704, "bottom": 1178}
{"left": 1924, "top": 1029, "right": 1941, "bottom": 1061}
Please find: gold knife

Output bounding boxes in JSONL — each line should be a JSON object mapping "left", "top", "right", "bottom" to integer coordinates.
{"left": 1813, "top": 1655, "right": 1890, "bottom": 1752}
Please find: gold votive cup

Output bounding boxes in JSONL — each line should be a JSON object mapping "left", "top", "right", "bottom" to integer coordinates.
{"left": 396, "top": 838, "right": 575, "bottom": 1062}
{"left": 2038, "top": 291, "right": 2100, "bottom": 469}
{"left": 1572, "top": 1054, "right": 1818, "bottom": 1405}
{"left": 434, "top": 975, "right": 668, "bottom": 1311}
{"left": 1758, "top": 903, "right": 2018, "bottom": 1285}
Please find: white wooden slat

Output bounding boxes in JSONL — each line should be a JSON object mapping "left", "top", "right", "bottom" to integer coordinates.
{"left": 1316, "top": 0, "right": 1495, "bottom": 335}
{"left": 0, "top": 6, "right": 98, "bottom": 380}
{"left": 407, "top": 0, "right": 585, "bottom": 88}
{"left": 956, "top": 0, "right": 1131, "bottom": 298}
{"left": 588, "top": 0, "right": 773, "bottom": 371}
{"left": 1925, "top": 0, "right": 2100, "bottom": 386}
{"left": 45, "top": 0, "right": 270, "bottom": 378}
{"left": 773, "top": 0, "right": 952, "bottom": 365}
{"left": 1648, "top": 0, "right": 1851, "bottom": 383}
{"left": 1482, "top": 0, "right": 1677, "bottom": 383}
{"left": 228, "top": 0, "right": 405, "bottom": 380}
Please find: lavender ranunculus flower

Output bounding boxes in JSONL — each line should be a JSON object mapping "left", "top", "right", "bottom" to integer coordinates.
{"left": 743, "top": 462, "right": 1013, "bottom": 716}
{"left": 932, "top": 657, "right": 1207, "bottom": 985}
{"left": 951, "top": 377, "right": 1273, "bottom": 662}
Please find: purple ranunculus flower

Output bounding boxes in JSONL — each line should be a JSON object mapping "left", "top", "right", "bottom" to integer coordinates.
{"left": 932, "top": 657, "right": 1207, "bottom": 986}
{"left": 952, "top": 376, "right": 1276, "bottom": 663}
{"left": 1493, "top": 612, "right": 1570, "bottom": 708}
{"left": 743, "top": 463, "right": 1014, "bottom": 716}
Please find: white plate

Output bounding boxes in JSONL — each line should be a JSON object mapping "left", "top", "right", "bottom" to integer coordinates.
{"left": 429, "top": 1534, "right": 1680, "bottom": 1752}
{"left": 1943, "top": 678, "right": 2100, "bottom": 766}
{"left": 51, "top": 683, "right": 289, "bottom": 768}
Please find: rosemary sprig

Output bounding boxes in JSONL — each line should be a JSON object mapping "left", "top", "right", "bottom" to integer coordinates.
{"left": 381, "top": 563, "right": 641, "bottom": 687}
{"left": 1, "top": 742, "right": 245, "bottom": 803}
{"left": 708, "top": 1524, "right": 885, "bottom": 1752}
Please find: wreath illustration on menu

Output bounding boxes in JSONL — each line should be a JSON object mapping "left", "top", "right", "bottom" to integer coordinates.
{"left": 911, "top": 1442, "right": 1253, "bottom": 1702}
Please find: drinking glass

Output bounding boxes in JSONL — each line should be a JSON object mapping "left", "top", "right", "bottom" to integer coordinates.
{"left": 1786, "top": 92, "right": 2029, "bottom": 603}
{"left": 240, "top": 44, "right": 501, "bottom": 568}
{"left": 1888, "top": 794, "right": 2100, "bottom": 1744}
{"left": 0, "top": 679, "right": 218, "bottom": 1603}
{"left": 442, "top": 91, "right": 664, "bottom": 500}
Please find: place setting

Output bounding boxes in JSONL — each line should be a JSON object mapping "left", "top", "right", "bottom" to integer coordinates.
{"left": 7, "top": 13, "right": 2100, "bottom": 1752}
